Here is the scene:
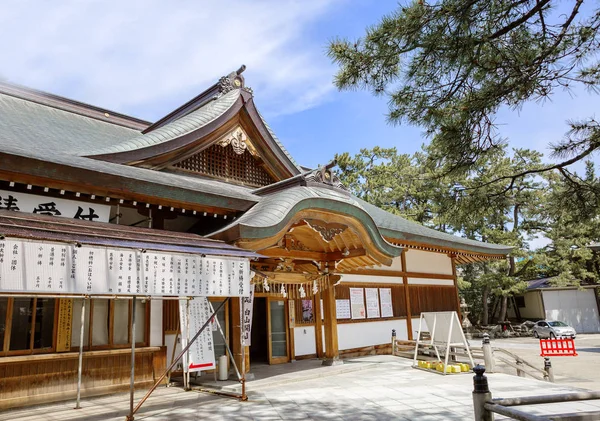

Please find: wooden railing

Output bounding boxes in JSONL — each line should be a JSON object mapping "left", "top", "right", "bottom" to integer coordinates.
{"left": 473, "top": 365, "right": 600, "bottom": 421}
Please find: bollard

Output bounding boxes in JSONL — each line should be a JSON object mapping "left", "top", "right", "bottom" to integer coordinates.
{"left": 391, "top": 329, "right": 397, "bottom": 356}
{"left": 482, "top": 333, "right": 495, "bottom": 373}
{"left": 473, "top": 365, "right": 494, "bottom": 421}
{"left": 544, "top": 357, "right": 554, "bottom": 383}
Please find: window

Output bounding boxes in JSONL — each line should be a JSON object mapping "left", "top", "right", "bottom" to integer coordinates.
{"left": 0, "top": 297, "right": 56, "bottom": 355}
{"left": 71, "top": 298, "right": 148, "bottom": 350}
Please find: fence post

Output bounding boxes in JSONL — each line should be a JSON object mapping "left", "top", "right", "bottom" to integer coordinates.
{"left": 482, "top": 333, "right": 495, "bottom": 373}
{"left": 473, "top": 365, "right": 494, "bottom": 421}
{"left": 391, "top": 329, "right": 397, "bottom": 356}
{"left": 516, "top": 359, "right": 525, "bottom": 377}
{"left": 544, "top": 357, "right": 554, "bottom": 383}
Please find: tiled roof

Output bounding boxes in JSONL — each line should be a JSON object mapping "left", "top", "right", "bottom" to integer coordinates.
{"left": 85, "top": 89, "right": 240, "bottom": 156}
{"left": 210, "top": 185, "right": 511, "bottom": 255}
{"left": 0, "top": 92, "right": 140, "bottom": 155}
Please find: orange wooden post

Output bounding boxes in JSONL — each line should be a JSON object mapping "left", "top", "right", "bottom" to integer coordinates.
{"left": 322, "top": 278, "right": 340, "bottom": 365}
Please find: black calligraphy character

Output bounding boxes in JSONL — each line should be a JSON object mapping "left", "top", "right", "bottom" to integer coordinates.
{"left": 0, "top": 195, "right": 19, "bottom": 211}
{"left": 74, "top": 206, "right": 99, "bottom": 221}
{"left": 33, "top": 202, "right": 62, "bottom": 216}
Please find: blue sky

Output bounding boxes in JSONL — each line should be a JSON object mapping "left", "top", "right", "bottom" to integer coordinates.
{"left": 0, "top": 0, "right": 597, "bottom": 172}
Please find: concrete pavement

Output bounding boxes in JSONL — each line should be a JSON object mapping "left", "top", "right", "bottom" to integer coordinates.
{"left": 2, "top": 355, "right": 600, "bottom": 420}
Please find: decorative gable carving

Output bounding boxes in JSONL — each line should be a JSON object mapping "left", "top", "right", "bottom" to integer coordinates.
{"left": 171, "top": 126, "right": 275, "bottom": 187}
{"left": 216, "top": 127, "right": 256, "bottom": 156}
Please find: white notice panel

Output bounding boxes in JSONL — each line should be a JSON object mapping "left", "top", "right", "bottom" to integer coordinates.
{"left": 0, "top": 237, "right": 251, "bottom": 297}
{"left": 335, "top": 299, "right": 351, "bottom": 319}
{"left": 349, "top": 287, "right": 366, "bottom": 319}
{"left": 179, "top": 297, "right": 216, "bottom": 372}
{"left": 379, "top": 288, "right": 393, "bottom": 318}
{"left": 365, "top": 288, "right": 380, "bottom": 319}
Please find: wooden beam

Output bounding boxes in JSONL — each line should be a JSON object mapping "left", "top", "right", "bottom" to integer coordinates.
{"left": 260, "top": 248, "right": 326, "bottom": 261}
{"left": 230, "top": 298, "right": 244, "bottom": 374}
{"left": 401, "top": 251, "right": 413, "bottom": 340}
{"left": 259, "top": 247, "right": 367, "bottom": 262}
{"left": 314, "top": 293, "right": 324, "bottom": 358}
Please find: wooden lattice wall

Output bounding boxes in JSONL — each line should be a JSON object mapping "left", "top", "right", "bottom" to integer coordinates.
{"left": 172, "top": 144, "right": 275, "bottom": 186}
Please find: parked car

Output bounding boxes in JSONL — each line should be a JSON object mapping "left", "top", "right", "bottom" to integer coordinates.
{"left": 532, "top": 320, "right": 576, "bottom": 339}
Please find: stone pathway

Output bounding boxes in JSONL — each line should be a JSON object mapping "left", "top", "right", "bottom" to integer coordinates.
{"left": 2, "top": 356, "right": 600, "bottom": 420}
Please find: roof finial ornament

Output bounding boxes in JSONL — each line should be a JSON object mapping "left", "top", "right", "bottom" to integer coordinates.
{"left": 304, "top": 160, "right": 349, "bottom": 192}
{"left": 217, "top": 65, "right": 252, "bottom": 97}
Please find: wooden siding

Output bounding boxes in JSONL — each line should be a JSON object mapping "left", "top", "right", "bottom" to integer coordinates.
{"left": 0, "top": 347, "right": 165, "bottom": 410}
{"left": 408, "top": 285, "right": 458, "bottom": 316}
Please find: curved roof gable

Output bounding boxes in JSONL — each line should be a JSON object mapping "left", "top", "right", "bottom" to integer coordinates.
{"left": 209, "top": 183, "right": 512, "bottom": 259}
{"left": 84, "top": 67, "right": 302, "bottom": 182}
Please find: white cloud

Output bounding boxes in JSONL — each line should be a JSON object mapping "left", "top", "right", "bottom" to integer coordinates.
{"left": 0, "top": 0, "right": 341, "bottom": 119}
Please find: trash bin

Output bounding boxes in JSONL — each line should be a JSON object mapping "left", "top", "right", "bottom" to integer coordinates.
{"left": 218, "top": 355, "right": 228, "bottom": 381}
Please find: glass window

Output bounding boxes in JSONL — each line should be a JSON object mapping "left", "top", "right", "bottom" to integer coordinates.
{"left": 9, "top": 298, "right": 33, "bottom": 351}
{"left": 113, "top": 300, "right": 130, "bottom": 345}
{"left": 92, "top": 300, "right": 109, "bottom": 346}
{"left": 134, "top": 301, "right": 146, "bottom": 344}
{"left": 71, "top": 299, "right": 90, "bottom": 348}
{"left": 548, "top": 321, "right": 567, "bottom": 327}
{"left": 33, "top": 298, "right": 55, "bottom": 349}
{"left": 0, "top": 298, "right": 7, "bottom": 349}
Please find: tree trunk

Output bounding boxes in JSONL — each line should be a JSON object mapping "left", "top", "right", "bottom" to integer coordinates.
{"left": 482, "top": 285, "right": 490, "bottom": 326}
{"left": 499, "top": 295, "right": 508, "bottom": 322}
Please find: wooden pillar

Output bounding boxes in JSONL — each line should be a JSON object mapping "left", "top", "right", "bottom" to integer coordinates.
{"left": 401, "top": 251, "right": 413, "bottom": 340}
{"left": 231, "top": 297, "right": 250, "bottom": 373}
{"left": 450, "top": 255, "right": 462, "bottom": 321}
{"left": 322, "top": 277, "right": 341, "bottom": 365}
{"left": 314, "top": 292, "right": 324, "bottom": 358}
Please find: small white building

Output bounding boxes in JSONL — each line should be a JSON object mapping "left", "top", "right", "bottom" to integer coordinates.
{"left": 508, "top": 278, "right": 600, "bottom": 334}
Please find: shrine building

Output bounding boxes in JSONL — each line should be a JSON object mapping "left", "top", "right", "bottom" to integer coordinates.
{"left": 0, "top": 66, "right": 510, "bottom": 409}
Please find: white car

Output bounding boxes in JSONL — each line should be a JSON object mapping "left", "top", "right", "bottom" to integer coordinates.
{"left": 532, "top": 320, "right": 576, "bottom": 339}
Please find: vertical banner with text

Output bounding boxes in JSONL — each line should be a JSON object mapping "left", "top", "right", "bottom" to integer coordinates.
{"left": 179, "top": 297, "right": 216, "bottom": 373}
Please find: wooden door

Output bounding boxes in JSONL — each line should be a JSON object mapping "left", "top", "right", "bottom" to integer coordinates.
{"left": 267, "top": 298, "right": 289, "bottom": 364}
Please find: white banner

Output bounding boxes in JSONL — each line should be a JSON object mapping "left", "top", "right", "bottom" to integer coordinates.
{"left": 179, "top": 297, "right": 216, "bottom": 372}
{"left": 349, "top": 287, "right": 366, "bottom": 319}
{"left": 0, "top": 189, "right": 110, "bottom": 222}
{"left": 241, "top": 284, "right": 255, "bottom": 346}
{"left": 0, "top": 238, "right": 251, "bottom": 297}
{"left": 379, "top": 288, "right": 393, "bottom": 318}
{"left": 365, "top": 288, "right": 380, "bottom": 319}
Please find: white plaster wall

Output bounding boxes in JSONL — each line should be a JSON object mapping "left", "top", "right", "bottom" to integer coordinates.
{"left": 543, "top": 289, "right": 600, "bottom": 333}
{"left": 371, "top": 256, "right": 403, "bottom": 272}
{"left": 337, "top": 319, "right": 408, "bottom": 350}
{"left": 405, "top": 250, "right": 453, "bottom": 275}
{"left": 407, "top": 277, "right": 454, "bottom": 286}
{"left": 522, "top": 292, "right": 545, "bottom": 319}
{"left": 340, "top": 274, "right": 403, "bottom": 285}
{"left": 294, "top": 326, "right": 316, "bottom": 356}
{"left": 150, "top": 300, "right": 163, "bottom": 347}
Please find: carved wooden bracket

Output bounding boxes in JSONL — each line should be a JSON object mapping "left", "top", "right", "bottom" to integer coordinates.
{"left": 216, "top": 127, "right": 257, "bottom": 156}
{"left": 304, "top": 219, "right": 347, "bottom": 242}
